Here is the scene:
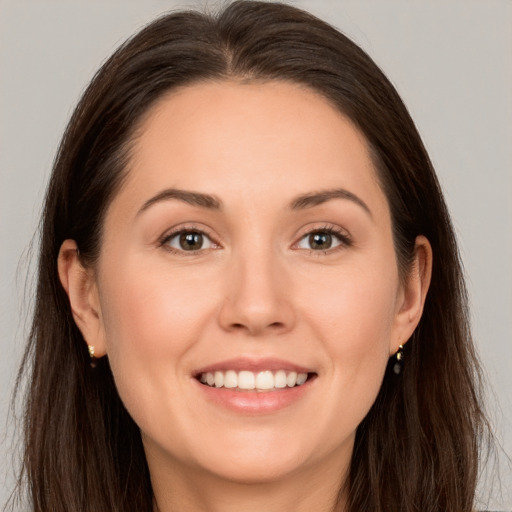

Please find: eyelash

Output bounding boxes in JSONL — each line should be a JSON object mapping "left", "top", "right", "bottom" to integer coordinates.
{"left": 159, "top": 225, "right": 220, "bottom": 255}
{"left": 293, "top": 225, "right": 352, "bottom": 255}
{"left": 158, "top": 224, "right": 352, "bottom": 256}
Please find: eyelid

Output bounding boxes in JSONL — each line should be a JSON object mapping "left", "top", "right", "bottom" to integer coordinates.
{"left": 158, "top": 223, "right": 221, "bottom": 253}
{"left": 157, "top": 222, "right": 351, "bottom": 255}
{"left": 292, "top": 223, "right": 353, "bottom": 252}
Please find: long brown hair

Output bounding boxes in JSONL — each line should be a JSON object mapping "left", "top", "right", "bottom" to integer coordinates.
{"left": 11, "top": 2, "right": 490, "bottom": 510}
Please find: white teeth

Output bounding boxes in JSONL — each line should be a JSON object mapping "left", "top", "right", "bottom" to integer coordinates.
{"left": 199, "top": 370, "right": 310, "bottom": 391}
{"left": 286, "top": 371, "right": 297, "bottom": 387}
{"left": 296, "top": 373, "right": 308, "bottom": 386}
{"left": 274, "top": 370, "right": 287, "bottom": 389}
{"left": 224, "top": 370, "right": 237, "bottom": 388}
{"left": 255, "top": 370, "right": 274, "bottom": 390}
{"left": 214, "top": 371, "right": 224, "bottom": 388}
{"left": 238, "top": 371, "right": 255, "bottom": 390}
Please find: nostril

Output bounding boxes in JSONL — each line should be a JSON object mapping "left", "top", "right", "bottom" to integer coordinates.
{"left": 229, "top": 320, "right": 286, "bottom": 334}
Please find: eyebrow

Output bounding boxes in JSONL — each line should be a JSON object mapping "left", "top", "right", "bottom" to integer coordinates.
{"left": 137, "top": 187, "right": 371, "bottom": 218}
{"left": 290, "top": 188, "right": 372, "bottom": 218}
{"left": 137, "top": 188, "right": 222, "bottom": 216}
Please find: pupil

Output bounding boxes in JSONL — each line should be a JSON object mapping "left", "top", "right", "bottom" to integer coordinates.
{"left": 309, "top": 232, "right": 332, "bottom": 250}
{"left": 179, "top": 232, "right": 203, "bottom": 250}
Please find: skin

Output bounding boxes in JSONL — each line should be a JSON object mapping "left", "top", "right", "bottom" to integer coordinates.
{"left": 58, "top": 81, "right": 432, "bottom": 512}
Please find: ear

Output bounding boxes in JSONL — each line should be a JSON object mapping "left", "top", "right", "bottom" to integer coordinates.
{"left": 390, "top": 235, "right": 432, "bottom": 354}
{"left": 57, "top": 239, "right": 107, "bottom": 358}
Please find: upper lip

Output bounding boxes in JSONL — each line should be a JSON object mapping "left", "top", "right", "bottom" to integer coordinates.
{"left": 193, "top": 357, "right": 315, "bottom": 376}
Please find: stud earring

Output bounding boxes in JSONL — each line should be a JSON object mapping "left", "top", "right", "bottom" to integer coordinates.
{"left": 393, "top": 344, "right": 404, "bottom": 375}
{"left": 88, "top": 345, "right": 97, "bottom": 368}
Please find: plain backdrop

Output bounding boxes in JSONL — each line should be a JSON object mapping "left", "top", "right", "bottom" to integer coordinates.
{"left": 1, "top": 0, "right": 511, "bottom": 509}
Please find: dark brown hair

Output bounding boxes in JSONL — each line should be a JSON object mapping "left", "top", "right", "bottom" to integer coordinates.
{"left": 12, "top": 1, "right": 490, "bottom": 510}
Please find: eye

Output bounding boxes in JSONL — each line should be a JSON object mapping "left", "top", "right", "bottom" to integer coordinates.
{"left": 163, "top": 230, "right": 216, "bottom": 252}
{"left": 295, "top": 228, "right": 350, "bottom": 252}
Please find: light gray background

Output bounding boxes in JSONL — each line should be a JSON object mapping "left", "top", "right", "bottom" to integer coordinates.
{"left": 1, "top": 0, "right": 511, "bottom": 509}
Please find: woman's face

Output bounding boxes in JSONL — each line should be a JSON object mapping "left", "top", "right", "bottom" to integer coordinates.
{"left": 76, "top": 81, "right": 425, "bottom": 487}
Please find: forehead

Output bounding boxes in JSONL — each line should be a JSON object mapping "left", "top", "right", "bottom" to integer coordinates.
{"left": 114, "top": 80, "right": 387, "bottom": 218}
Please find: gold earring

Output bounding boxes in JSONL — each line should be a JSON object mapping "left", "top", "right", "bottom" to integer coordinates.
{"left": 393, "top": 344, "right": 404, "bottom": 375}
{"left": 88, "top": 345, "right": 97, "bottom": 368}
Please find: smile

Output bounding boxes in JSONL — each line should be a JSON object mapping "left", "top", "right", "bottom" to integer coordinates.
{"left": 193, "top": 358, "right": 317, "bottom": 413}
{"left": 198, "top": 370, "right": 310, "bottom": 391}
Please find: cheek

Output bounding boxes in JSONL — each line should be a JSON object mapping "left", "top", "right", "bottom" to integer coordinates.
{"left": 303, "top": 260, "right": 398, "bottom": 350}
{"left": 100, "top": 255, "right": 213, "bottom": 345}
{"left": 96, "top": 255, "right": 218, "bottom": 401}
{"left": 299, "top": 261, "right": 398, "bottom": 414}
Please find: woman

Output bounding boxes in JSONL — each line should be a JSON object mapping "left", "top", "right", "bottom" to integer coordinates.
{"left": 12, "top": 1, "right": 493, "bottom": 511}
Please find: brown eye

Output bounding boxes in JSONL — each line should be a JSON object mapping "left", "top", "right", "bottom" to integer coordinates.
{"left": 308, "top": 232, "right": 333, "bottom": 250}
{"left": 164, "top": 230, "right": 215, "bottom": 252}
{"left": 179, "top": 232, "right": 204, "bottom": 250}
{"left": 296, "top": 228, "right": 349, "bottom": 252}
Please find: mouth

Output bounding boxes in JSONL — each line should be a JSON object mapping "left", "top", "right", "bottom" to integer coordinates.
{"left": 195, "top": 369, "right": 317, "bottom": 392}
{"left": 192, "top": 358, "right": 318, "bottom": 413}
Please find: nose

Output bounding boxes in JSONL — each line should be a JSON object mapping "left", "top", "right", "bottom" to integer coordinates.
{"left": 217, "top": 249, "right": 296, "bottom": 337}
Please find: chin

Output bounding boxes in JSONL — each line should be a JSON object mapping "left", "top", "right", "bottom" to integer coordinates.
{"left": 188, "top": 426, "right": 349, "bottom": 485}
{"left": 201, "top": 451, "right": 311, "bottom": 485}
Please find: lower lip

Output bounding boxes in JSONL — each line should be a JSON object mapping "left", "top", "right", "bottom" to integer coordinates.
{"left": 194, "top": 378, "right": 315, "bottom": 414}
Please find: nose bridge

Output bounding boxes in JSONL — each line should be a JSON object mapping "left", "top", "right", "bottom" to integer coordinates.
{"left": 218, "top": 240, "right": 294, "bottom": 335}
